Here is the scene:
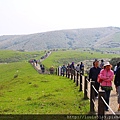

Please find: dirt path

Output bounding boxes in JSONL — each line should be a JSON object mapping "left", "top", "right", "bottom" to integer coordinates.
{"left": 84, "top": 79, "right": 119, "bottom": 115}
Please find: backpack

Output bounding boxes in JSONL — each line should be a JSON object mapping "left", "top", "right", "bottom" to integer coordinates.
{"left": 97, "top": 74, "right": 103, "bottom": 83}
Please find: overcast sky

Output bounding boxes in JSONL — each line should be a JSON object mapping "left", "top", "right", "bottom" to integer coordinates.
{"left": 0, "top": 0, "right": 120, "bottom": 36}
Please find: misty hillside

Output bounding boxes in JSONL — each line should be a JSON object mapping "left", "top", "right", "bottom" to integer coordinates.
{"left": 0, "top": 27, "right": 120, "bottom": 51}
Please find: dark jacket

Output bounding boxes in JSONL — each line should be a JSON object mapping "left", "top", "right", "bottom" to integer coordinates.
{"left": 89, "top": 67, "right": 101, "bottom": 82}
{"left": 114, "top": 67, "right": 120, "bottom": 87}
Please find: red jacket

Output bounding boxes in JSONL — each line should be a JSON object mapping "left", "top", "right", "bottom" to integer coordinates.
{"left": 99, "top": 69, "right": 114, "bottom": 87}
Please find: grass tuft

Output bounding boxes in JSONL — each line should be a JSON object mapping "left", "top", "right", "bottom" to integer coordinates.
{"left": 26, "top": 97, "right": 32, "bottom": 101}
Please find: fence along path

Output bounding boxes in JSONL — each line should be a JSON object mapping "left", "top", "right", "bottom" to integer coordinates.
{"left": 31, "top": 61, "right": 119, "bottom": 119}
{"left": 57, "top": 68, "right": 120, "bottom": 120}
{"left": 86, "top": 79, "right": 118, "bottom": 114}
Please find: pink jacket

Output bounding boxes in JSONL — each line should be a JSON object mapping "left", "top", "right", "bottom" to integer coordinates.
{"left": 99, "top": 69, "right": 114, "bottom": 87}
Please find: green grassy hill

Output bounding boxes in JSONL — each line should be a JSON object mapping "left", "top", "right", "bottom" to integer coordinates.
{"left": 0, "top": 62, "right": 89, "bottom": 114}
{"left": 0, "top": 50, "right": 119, "bottom": 115}
{"left": 0, "top": 50, "right": 44, "bottom": 63}
{"left": 42, "top": 50, "right": 120, "bottom": 68}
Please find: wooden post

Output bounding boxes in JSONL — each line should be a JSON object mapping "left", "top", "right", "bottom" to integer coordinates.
{"left": 84, "top": 76, "right": 88, "bottom": 99}
{"left": 76, "top": 71, "right": 79, "bottom": 86}
{"left": 98, "top": 91, "right": 105, "bottom": 120}
{"left": 74, "top": 69, "right": 76, "bottom": 83}
{"left": 79, "top": 73, "right": 82, "bottom": 91}
{"left": 68, "top": 68, "right": 70, "bottom": 78}
{"left": 56, "top": 68, "right": 57, "bottom": 75}
{"left": 71, "top": 69, "right": 73, "bottom": 80}
{"left": 90, "top": 81, "right": 95, "bottom": 113}
{"left": 66, "top": 68, "right": 67, "bottom": 77}
{"left": 63, "top": 71, "right": 64, "bottom": 77}
{"left": 58, "top": 67, "right": 59, "bottom": 76}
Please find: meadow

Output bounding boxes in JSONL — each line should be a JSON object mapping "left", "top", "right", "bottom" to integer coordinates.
{"left": 0, "top": 49, "right": 119, "bottom": 116}
{"left": 0, "top": 50, "right": 44, "bottom": 63}
{"left": 0, "top": 62, "right": 89, "bottom": 114}
{"left": 42, "top": 50, "right": 120, "bottom": 68}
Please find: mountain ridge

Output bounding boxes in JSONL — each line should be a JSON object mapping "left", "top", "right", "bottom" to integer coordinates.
{"left": 0, "top": 27, "right": 120, "bottom": 51}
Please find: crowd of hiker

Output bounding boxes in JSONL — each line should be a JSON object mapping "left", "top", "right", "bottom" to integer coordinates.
{"left": 58, "top": 62, "right": 85, "bottom": 76}
{"left": 58, "top": 59, "right": 120, "bottom": 112}
{"left": 89, "top": 59, "right": 120, "bottom": 112}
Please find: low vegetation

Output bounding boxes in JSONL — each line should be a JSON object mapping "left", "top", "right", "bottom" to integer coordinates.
{"left": 42, "top": 50, "right": 120, "bottom": 68}
{"left": 0, "top": 49, "right": 119, "bottom": 115}
{"left": 0, "top": 62, "right": 89, "bottom": 114}
{"left": 0, "top": 50, "right": 44, "bottom": 63}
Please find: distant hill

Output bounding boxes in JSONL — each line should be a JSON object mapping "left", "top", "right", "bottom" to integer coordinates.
{"left": 0, "top": 27, "right": 120, "bottom": 51}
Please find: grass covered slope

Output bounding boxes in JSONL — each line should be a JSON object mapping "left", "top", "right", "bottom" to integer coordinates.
{"left": 0, "top": 62, "right": 89, "bottom": 114}
{"left": 42, "top": 50, "right": 120, "bottom": 68}
{"left": 0, "top": 50, "right": 44, "bottom": 63}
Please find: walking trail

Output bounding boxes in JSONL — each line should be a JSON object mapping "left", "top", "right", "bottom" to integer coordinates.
{"left": 33, "top": 51, "right": 51, "bottom": 74}
{"left": 85, "top": 79, "right": 119, "bottom": 115}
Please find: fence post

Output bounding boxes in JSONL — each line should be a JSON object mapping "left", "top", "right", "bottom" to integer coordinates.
{"left": 63, "top": 71, "right": 65, "bottom": 77}
{"left": 84, "top": 76, "right": 88, "bottom": 99}
{"left": 79, "top": 73, "right": 82, "bottom": 91}
{"left": 66, "top": 68, "right": 68, "bottom": 77}
{"left": 68, "top": 68, "right": 70, "bottom": 78}
{"left": 90, "top": 81, "right": 95, "bottom": 113}
{"left": 71, "top": 69, "right": 73, "bottom": 80}
{"left": 74, "top": 69, "right": 76, "bottom": 83}
{"left": 98, "top": 90, "right": 105, "bottom": 120}
{"left": 56, "top": 68, "right": 57, "bottom": 75}
{"left": 76, "top": 71, "right": 79, "bottom": 86}
{"left": 58, "top": 67, "right": 59, "bottom": 76}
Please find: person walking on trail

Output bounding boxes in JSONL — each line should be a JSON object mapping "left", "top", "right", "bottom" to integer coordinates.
{"left": 61, "top": 65, "right": 66, "bottom": 76}
{"left": 99, "top": 62, "right": 114, "bottom": 111}
{"left": 80, "top": 62, "right": 84, "bottom": 75}
{"left": 89, "top": 59, "right": 101, "bottom": 98}
{"left": 114, "top": 62, "right": 120, "bottom": 75}
{"left": 114, "top": 62, "right": 120, "bottom": 111}
{"left": 67, "top": 63, "right": 71, "bottom": 77}
{"left": 70, "top": 62, "right": 75, "bottom": 69}
{"left": 76, "top": 64, "right": 80, "bottom": 72}
{"left": 41, "top": 65, "right": 45, "bottom": 73}
{"left": 49, "top": 66, "right": 55, "bottom": 74}
{"left": 100, "top": 59, "right": 104, "bottom": 69}
{"left": 40, "top": 64, "right": 43, "bottom": 69}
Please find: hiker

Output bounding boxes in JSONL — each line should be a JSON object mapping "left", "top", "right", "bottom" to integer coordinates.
{"left": 61, "top": 65, "right": 66, "bottom": 76}
{"left": 70, "top": 62, "right": 75, "bottom": 69}
{"left": 76, "top": 64, "right": 80, "bottom": 72}
{"left": 34, "top": 59, "right": 37, "bottom": 66}
{"left": 89, "top": 59, "right": 101, "bottom": 98}
{"left": 80, "top": 62, "right": 84, "bottom": 75}
{"left": 99, "top": 62, "right": 114, "bottom": 111}
{"left": 67, "top": 63, "right": 71, "bottom": 77}
{"left": 41, "top": 65, "right": 45, "bottom": 73}
{"left": 114, "top": 62, "right": 120, "bottom": 75}
{"left": 49, "top": 66, "right": 55, "bottom": 74}
{"left": 114, "top": 62, "right": 120, "bottom": 111}
{"left": 40, "top": 64, "right": 43, "bottom": 69}
{"left": 100, "top": 59, "right": 104, "bottom": 69}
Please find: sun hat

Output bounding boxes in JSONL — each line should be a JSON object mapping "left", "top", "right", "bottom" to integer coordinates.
{"left": 104, "top": 62, "right": 111, "bottom": 66}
